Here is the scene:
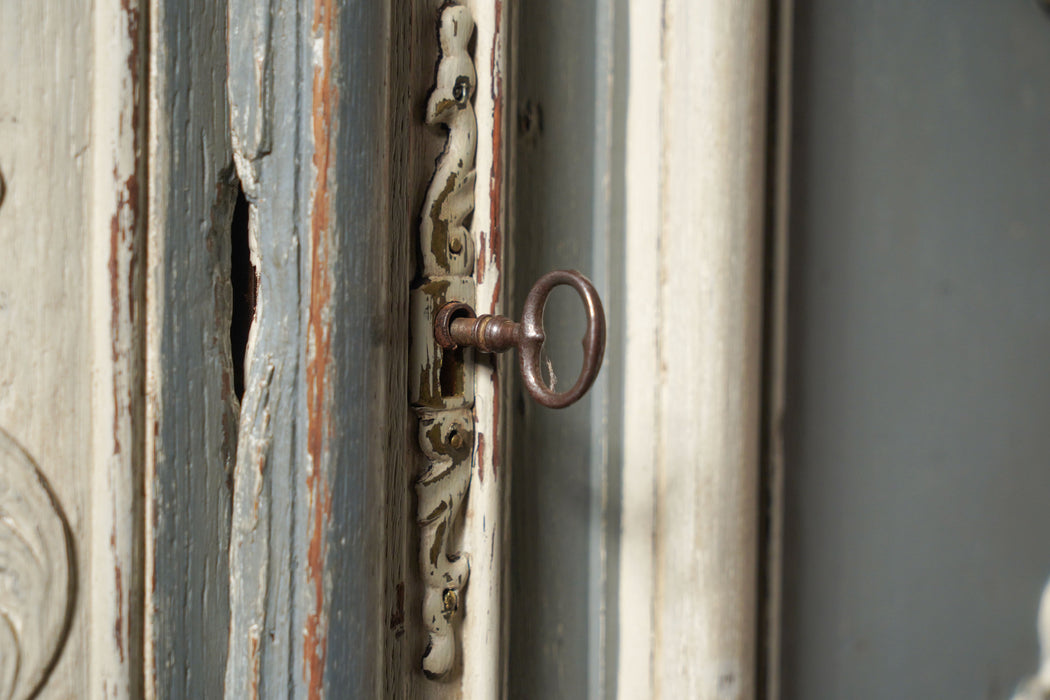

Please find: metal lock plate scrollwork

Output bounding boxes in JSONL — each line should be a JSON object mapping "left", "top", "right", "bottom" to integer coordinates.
{"left": 410, "top": 0, "right": 607, "bottom": 682}
{"left": 411, "top": 2, "right": 477, "bottom": 681}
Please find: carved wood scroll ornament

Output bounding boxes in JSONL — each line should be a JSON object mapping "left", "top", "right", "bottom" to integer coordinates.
{"left": 0, "top": 428, "right": 74, "bottom": 700}
{"left": 410, "top": 2, "right": 477, "bottom": 681}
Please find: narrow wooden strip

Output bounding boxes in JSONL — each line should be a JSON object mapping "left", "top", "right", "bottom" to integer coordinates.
{"left": 450, "top": 0, "right": 509, "bottom": 697}
{"left": 620, "top": 2, "right": 770, "bottom": 698}
{"left": 90, "top": 0, "right": 147, "bottom": 696}
{"left": 762, "top": 1, "right": 793, "bottom": 697}
{"left": 146, "top": 0, "right": 236, "bottom": 695}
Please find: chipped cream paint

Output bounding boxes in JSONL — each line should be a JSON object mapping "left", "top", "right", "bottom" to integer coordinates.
{"left": 146, "top": 0, "right": 237, "bottom": 695}
{"left": 0, "top": 0, "right": 145, "bottom": 697}
{"left": 91, "top": 0, "right": 145, "bottom": 695}
{"left": 0, "top": 430, "right": 74, "bottom": 700}
{"left": 447, "top": 0, "right": 509, "bottom": 695}
{"left": 457, "top": 0, "right": 508, "bottom": 697}
{"left": 412, "top": 4, "right": 478, "bottom": 680}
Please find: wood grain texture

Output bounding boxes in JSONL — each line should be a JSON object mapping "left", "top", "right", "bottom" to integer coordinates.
{"left": 222, "top": 0, "right": 428, "bottom": 696}
{"left": 618, "top": 1, "right": 769, "bottom": 698}
{"left": 223, "top": 0, "right": 308, "bottom": 694}
{"left": 0, "top": 1, "right": 145, "bottom": 697}
{"left": 0, "top": 1, "right": 146, "bottom": 697}
{"left": 146, "top": 0, "right": 236, "bottom": 696}
{"left": 91, "top": 0, "right": 147, "bottom": 695}
{"left": 453, "top": 0, "right": 510, "bottom": 696}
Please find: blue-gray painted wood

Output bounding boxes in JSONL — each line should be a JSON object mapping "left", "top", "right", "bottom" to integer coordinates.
{"left": 509, "top": 0, "right": 626, "bottom": 696}
{"left": 784, "top": 2, "right": 1050, "bottom": 697}
{"left": 224, "top": 0, "right": 438, "bottom": 696}
{"left": 150, "top": 1, "right": 235, "bottom": 695}
{"left": 224, "top": 0, "right": 306, "bottom": 695}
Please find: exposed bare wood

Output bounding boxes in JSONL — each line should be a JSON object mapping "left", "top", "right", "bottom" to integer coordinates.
{"left": 763, "top": 1, "right": 793, "bottom": 698}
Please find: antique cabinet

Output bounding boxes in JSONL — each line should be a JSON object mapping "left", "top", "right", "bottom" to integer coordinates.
{"left": 0, "top": 0, "right": 778, "bottom": 698}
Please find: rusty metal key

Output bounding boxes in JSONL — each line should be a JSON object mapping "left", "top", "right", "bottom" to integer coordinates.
{"left": 433, "top": 269, "right": 606, "bottom": 409}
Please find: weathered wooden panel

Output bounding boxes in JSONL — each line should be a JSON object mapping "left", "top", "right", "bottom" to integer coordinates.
{"left": 0, "top": 0, "right": 145, "bottom": 697}
{"left": 449, "top": 0, "right": 510, "bottom": 696}
{"left": 618, "top": 2, "right": 769, "bottom": 698}
{"left": 222, "top": 0, "right": 304, "bottom": 694}
{"left": 146, "top": 0, "right": 235, "bottom": 695}
{"left": 221, "top": 0, "right": 509, "bottom": 695}
{"left": 91, "top": 0, "right": 147, "bottom": 696}
{"left": 222, "top": 0, "right": 428, "bottom": 696}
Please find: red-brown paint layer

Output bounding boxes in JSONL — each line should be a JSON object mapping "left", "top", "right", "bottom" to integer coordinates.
{"left": 110, "top": 0, "right": 142, "bottom": 677}
{"left": 304, "top": 0, "right": 337, "bottom": 696}
{"left": 487, "top": 0, "right": 504, "bottom": 318}
{"left": 488, "top": 0, "right": 505, "bottom": 473}
{"left": 112, "top": 529, "right": 125, "bottom": 663}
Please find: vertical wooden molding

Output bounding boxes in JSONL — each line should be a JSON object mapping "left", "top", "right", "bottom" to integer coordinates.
{"left": 618, "top": 1, "right": 769, "bottom": 698}
{"left": 91, "top": 0, "right": 147, "bottom": 696}
{"left": 225, "top": 0, "right": 403, "bottom": 696}
{"left": 455, "top": 0, "right": 509, "bottom": 695}
{"left": 224, "top": 0, "right": 302, "bottom": 694}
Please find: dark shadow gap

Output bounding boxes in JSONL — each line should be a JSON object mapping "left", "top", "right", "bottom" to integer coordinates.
{"left": 229, "top": 183, "right": 255, "bottom": 401}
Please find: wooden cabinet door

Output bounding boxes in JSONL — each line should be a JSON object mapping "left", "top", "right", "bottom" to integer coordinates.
{"left": 1, "top": 1, "right": 776, "bottom": 698}
{"left": 2, "top": 0, "right": 511, "bottom": 698}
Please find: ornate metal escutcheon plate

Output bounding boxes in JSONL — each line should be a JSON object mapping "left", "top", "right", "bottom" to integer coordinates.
{"left": 411, "top": 2, "right": 478, "bottom": 681}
